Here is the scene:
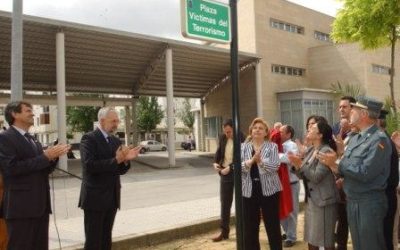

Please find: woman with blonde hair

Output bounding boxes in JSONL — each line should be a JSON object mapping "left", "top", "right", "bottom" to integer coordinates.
{"left": 241, "top": 118, "right": 282, "bottom": 250}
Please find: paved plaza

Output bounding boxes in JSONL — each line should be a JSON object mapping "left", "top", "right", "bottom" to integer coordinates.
{"left": 48, "top": 151, "right": 305, "bottom": 249}
{"left": 49, "top": 151, "right": 218, "bottom": 249}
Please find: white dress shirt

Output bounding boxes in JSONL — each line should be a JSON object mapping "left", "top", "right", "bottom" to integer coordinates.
{"left": 279, "top": 139, "right": 299, "bottom": 183}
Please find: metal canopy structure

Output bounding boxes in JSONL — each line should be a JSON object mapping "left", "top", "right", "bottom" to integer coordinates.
{"left": 0, "top": 10, "right": 259, "bottom": 98}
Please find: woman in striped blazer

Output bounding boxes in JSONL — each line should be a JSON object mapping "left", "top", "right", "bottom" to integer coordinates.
{"left": 241, "top": 117, "right": 282, "bottom": 250}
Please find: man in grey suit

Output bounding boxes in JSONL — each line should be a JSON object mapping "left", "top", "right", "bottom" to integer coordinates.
{"left": 320, "top": 96, "right": 391, "bottom": 250}
{"left": 0, "top": 101, "right": 70, "bottom": 250}
{"left": 79, "top": 107, "right": 141, "bottom": 250}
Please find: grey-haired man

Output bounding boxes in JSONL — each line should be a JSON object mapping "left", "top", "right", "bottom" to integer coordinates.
{"left": 320, "top": 96, "right": 391, "bottom": 250}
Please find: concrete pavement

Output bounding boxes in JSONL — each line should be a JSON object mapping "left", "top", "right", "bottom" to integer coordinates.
{"left": 49, "top": 151, "right": 305, "bottom": 249}
{"left": 49, "top": 151, "right": 221, "bottom": 249}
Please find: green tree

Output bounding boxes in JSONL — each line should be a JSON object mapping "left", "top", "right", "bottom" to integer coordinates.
{"left": 331, "top": 0, "right": 400, "bottom": 113}
{"left": 136, "top": 96, "right": 164, "bottom": 133}
{"left": 383, "top": 97, "right": 400, "bottom": 135}
{"left": 66, "top": 106, "right": 100, "bottom": 133}
{"left": 330, "top": 81, "right": 365, "bottom": 98}
{"left": 177, "top": 98, "right": 195, "bottom": 133}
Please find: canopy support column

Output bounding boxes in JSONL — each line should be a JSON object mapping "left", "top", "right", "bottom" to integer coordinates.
{"left": 131, "top": 98, "right": 138, "bottom": 146}
{"left": 124, "top": 105, "right": 132, "bottom": 145}
{"left": 166, "top": 47, "right": 175, "bottom": 167}
{"left": 255, "top": 61, "right": 263, "bottom": 117}
{"left": 56, "top": 31, "right": 67, "bottom": 171}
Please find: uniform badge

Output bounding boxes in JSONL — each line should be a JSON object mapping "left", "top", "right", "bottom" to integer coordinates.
{"left": 378, "top": 142, "right": 385, "bottom": 150}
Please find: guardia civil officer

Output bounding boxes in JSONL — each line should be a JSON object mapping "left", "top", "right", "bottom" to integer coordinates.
{"left": 318, "top": 96, "right": 391, "bottom": 250}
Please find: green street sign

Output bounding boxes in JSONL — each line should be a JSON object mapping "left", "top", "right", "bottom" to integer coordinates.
{"left": 181, "top": 0, "right": 231, "bottom": 43}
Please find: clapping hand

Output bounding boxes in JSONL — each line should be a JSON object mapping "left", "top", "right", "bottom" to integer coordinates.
{"left": 287, "top": 151, "right": 302, "bottom": 169}
{"left": 123, "top": 145, "right": 142, "bottom": 161}
{"left": 332, "top": 134, "right": 345, "bottom": 156}
{"left": 391, "top": 131, "right": 400, "bottom": 152}
{"left": 316, "top": 150, "right": 339, "bottom": 174}
{"left": 115, "top": 145, "right": 142, "bottom": 164}
{"left": 44, "top": 144, "right": 71, "bottom": 161}
{"left": 244, "top": 148, "right": 261, "bottom": 168}
{"left": 295, "top": 139, "right": 307, "bottom": 158}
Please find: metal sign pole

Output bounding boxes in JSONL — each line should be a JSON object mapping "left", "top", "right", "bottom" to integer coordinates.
{"left": 11, "top": 0, "right": 23, "bottom": 101}
{"left": 230, "top": 0, "right": 244, "bottom": 249}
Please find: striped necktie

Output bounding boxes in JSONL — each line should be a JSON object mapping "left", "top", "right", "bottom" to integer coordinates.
{"left": 24, "top": 133, "right": 37, "bottom": 152}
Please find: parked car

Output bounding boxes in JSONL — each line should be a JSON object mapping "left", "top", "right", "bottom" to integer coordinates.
{"left": 139, "top": 140, "right": 167, "bottom": 152}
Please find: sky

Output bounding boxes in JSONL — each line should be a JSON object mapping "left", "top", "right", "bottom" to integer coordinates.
{"left": 0, "top": 0, "right": 342, "bottom": 40}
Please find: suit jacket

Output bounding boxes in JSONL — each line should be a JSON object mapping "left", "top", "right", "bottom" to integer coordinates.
{"left": 214, "top": 132, "right": 245, "bottom": 182}
{"left": 0, "top": 126, "right": 55, "bottom": 219}
{"left": 299, "top": 144, "right": 339, "bottom": 207}
{"left": 78, "top": 128, "right": 130, "bottom": 211}
{"left": 241, "top": 141, "right": 281, "bottom": 198}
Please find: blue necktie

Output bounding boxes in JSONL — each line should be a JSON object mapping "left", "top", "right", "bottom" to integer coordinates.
{"left": 107, "top": 136, "right": 114, "bottom": 149}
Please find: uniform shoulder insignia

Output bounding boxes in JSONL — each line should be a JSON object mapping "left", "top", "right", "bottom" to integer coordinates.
{"left": 377, "top": 131, "right": 386, "bottom": 136}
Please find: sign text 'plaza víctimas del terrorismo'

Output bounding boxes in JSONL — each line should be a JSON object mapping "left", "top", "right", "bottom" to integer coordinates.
{"left": 181, "top": 0, "right": 231, "bottom": 43}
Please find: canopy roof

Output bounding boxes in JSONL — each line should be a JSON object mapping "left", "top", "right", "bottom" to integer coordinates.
{"left": 0, "top": 11, "right": 259, "bottom": 98}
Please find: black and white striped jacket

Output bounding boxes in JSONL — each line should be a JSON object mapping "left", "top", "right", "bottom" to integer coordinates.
{"left": 241, "top": 141, "right": 282, "bottom": 198}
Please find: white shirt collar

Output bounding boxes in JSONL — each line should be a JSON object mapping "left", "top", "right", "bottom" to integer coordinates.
{"left": 12, "top": 125, "right": 28, "bottom": 136}
{"left": 97, "top": 126, "right": 109, "bottom": 140}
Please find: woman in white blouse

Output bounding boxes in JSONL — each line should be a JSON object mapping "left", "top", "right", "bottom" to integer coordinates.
{"left": 241, "top": 117, "right": 282, "bottom": 250}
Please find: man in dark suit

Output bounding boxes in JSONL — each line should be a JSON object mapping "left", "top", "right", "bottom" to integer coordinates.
{"left": 0, "top": 101, "right": 69, "bottom": 250}
{"left": 211, "top": 119, "right": 245, "bottom": 242}
{"left": 79, "top": 107, "right": 141, "bottom": 250}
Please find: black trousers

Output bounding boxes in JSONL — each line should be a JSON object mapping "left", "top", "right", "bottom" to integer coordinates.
{"left": 243, "top": 181, "right": 282, "bottom": 250}
{"left": 336, "top": 202, "right": 348, "bottom": 250}
{"left": 84, "top": 208, "right": 117, "bottom": 250}
{"left": 220, "top": 180, "right": 234, "bottom": 236}
{"left": 384, "top": 187, "right": 397, "bottom": 250}
{"left": 6, "top": 214, "right": 49, "bottom": 250}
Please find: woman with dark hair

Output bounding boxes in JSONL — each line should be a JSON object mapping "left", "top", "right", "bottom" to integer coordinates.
{"left": 297, "top": 115, "right": 329, "bottom": 156}
{"left": 288, "top": 121, "right": 339, "bottom": 250}
{"left": 241, "top": 118, "right": 282, "bottom": 250}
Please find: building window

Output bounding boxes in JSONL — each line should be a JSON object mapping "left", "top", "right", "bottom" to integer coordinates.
{"left": 205, "top": 116, "right": 222, "bottom": 138}
{"left": 271, "top": 64, "right": 305, "bottom": 77}
{"left": 270, "top": 19, "right": 304, "bottom": 34}
{"left": 42, "top": 106, "right": 50, "bottom": 113}
{"left": 372, "top": 64, "right": 390, "bottom": 75}
{"left": 40, "top": 113, "right": 50, "bottom": 125}
{"left": 314, "top": 31, "right": 331, "bottom": 42}
{"left": 280, "top": 99, "right": 333, "bottom": 139}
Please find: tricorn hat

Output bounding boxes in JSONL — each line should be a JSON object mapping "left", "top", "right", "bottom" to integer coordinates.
{"left": 350, "top": 96, "right": 383, "bottom": 114}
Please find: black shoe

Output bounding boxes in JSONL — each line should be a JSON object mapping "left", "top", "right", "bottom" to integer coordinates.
{"left": 282, "top": 234, "right": 287, "bottom": 241}
{"left": 212, "top": 233, "right": 229, "bottom": 242}
{"left": 283, "top": 240, "right": 295, "bottom": 248}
